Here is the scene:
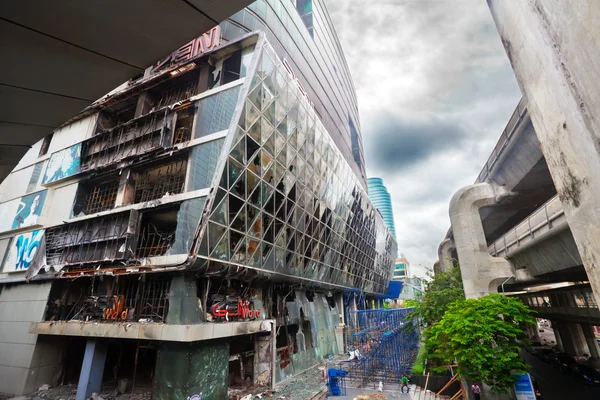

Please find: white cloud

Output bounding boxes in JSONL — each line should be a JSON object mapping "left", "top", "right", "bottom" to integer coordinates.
{"left": 327, "top": 0, "right": 521, "bottom": 269}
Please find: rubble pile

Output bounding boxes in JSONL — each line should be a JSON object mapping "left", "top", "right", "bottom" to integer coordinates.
{"left": 8, "top": 383, "right": 151, "bottom": 400}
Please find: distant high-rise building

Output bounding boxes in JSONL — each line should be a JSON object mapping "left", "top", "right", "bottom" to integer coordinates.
{"left": 393, "top": 256, "right": 410, "bottom": 281}
{"left": 367, "top": 177, "right": 397, "bottom": 240}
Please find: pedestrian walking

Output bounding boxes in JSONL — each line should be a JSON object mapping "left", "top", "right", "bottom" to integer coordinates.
{"left": 400, "top": 374, "right": 410, "bottom": 394}
{"left": 471, "top": 383, "right": 481, "bottom": 400}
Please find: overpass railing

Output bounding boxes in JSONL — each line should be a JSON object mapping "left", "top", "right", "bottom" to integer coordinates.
{"left": 515, "top": 284, "right": 600, "bottom": 324}
{"left": 476, "top": 97, "right": 528, "bottom": 183}
{"left": 488, "top": 194, "right": 565, "bottom": 257}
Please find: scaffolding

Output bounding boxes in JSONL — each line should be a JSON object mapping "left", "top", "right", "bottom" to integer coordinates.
{"left": 341, "top": 308, "right": 420, "bottom": 388}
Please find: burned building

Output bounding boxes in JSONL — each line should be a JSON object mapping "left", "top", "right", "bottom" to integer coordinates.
{"left": 0, "top": 1, "right": 396, "bottom": 398}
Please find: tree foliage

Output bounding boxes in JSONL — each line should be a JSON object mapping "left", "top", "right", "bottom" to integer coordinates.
{"left": 425, "top": 294, "right": 536, "bottom": 393}
{"left": 407, "top": 266, "right": 465, "bottom": 328}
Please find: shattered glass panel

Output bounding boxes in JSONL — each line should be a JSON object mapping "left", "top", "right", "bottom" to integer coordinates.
{"left": 195, "top": 41, "right": 396, "bottom": 293}
{"left": 166, "top": 197, "right": 206, "bottom": 255}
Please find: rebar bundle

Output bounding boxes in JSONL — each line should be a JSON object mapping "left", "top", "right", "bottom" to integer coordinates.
{"left": 343, "top": 308, "right": 420, "bottom": 387}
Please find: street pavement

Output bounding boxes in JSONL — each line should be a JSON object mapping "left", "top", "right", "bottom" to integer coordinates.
{"left": 332, "top": 384, "right": 425, "bottom": 399}
{"left": 523, "top": 351, "right": 600, "bottom": 400}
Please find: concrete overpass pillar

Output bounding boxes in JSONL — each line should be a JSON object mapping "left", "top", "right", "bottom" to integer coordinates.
{"left": 582, "top": 323, "right": 600, "bottom": 360}
{"left": 527, "top": 324, "right": 540, "bottom": 343}
{"left": 568, "top": 323, "right": 591, "bottom": 356}
{"left": 437, "top": 238, "right": 455, "bottom": 273}
{"left": 553, "top": 321, "right": 591, "bottom": 356}
{"left": 551, "top": 320, "right": 565, "bottom": 351}
{"left": 554, "top": 321, "right": 574, "bottom": 354}
{"left": 488, "top": 0, "right": 600, "bottom": 306}
{"left": 449, "top": 183, "right": 514, "bottom": 298}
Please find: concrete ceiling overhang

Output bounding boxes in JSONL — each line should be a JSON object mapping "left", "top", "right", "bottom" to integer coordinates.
{"left": 0, "top": 0, "right": 253, "bottom": 182}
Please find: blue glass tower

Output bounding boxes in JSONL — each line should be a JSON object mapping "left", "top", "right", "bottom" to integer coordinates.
{"left": 367, "top": 177, "right": 397, "bottom": 241}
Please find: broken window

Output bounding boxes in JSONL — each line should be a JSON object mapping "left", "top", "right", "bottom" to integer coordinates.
{"left": 82, "top": 112, "right": 166, "bottom": 171}
{"left": 302, "top": 321, "right": 313, "bottom": 350}
{"left": 95, "top": 102, "right": 137, "bottom": 134}
{"left": 46, "top": 210, "right": 139, "bottom": 267}
{"left": 136, "top": 207, "right": 178, "bottom": 258}
{"left": 133, "top": 158, "right": 187, "bottom": 203}
{"left": 223, "top": 49, "right": 242, "bottom": 84}
{"left": 73, "top": 177, "right": 120, "bottom": 216}
{"left": 45, "top": 273, "right": 171, "bottom": 323}
{"left": 173, "top": 106, "right": 194, "bottom": 145}
{"left": 193, "top": 86, "right": 241, "bottom": 138}
{"left": 229, "top": 336, "right": 255, "bottom": 387}
{"left": 26, "top": 161, "right": 46, "bottom": 193}
{"left": 152, "top": 72, "right": 200, "bottom": 110}
{"left": 38, "top": 133, "right": 54, "bottom": 157}
{"left": 240, "top": 46, "right": 255, "bottom": 78}
{"left": 166, "top": 197, "right": 206, "bottom": 255}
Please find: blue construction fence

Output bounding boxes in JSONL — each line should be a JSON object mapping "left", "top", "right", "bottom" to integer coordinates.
{"left": 329, "top": 308, "right": 420, "bottom": 391}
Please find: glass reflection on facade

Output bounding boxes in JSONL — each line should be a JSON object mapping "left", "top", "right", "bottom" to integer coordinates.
{"left": 221, "top": 0, "right": 366, "bottom": 184}
{"left": 194, "top": 39, "right": 396, "bottom": 293}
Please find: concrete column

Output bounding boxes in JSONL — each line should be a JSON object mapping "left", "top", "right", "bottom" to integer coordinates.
{"left": 568, "top": 323, "right": 591, "bottom": 356}
{"left": 551, "top": 320, "right": 565, "bottom": 352}
{"left": 488, "top": 0, "right": 600, "bottom": 306}
{"left": 254, "top": 330, "right": 274, "bottom": 387}
{"left": 527, "top": 324, "right": 540, "bottom": 342}
{"left": 166, "top": 274, "right": 202, "bottom": 325}
{"left": 582, "top": 323, "right": 600, "bottom": 360}
{"left": 553, "top": 321, "right": 584, "bottom": 356}
{"left": 437, "top": 238, "right": 455, "bottom": 272}
{"left": 449, "top": 183, "right": 514, "bottom": 298}
{"left": 76, "top": 339, "right": 108, "bottom": 400}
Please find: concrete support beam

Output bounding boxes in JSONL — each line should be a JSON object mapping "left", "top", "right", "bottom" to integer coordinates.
{"left": 437, "top": 238, "right": 455, "bottom": 273}
{"left": 582, "top": 323, "right": 600, "bottom": 360}
{"left": 554, "top": 321, "right": 573, "bottom": 354}
{"left": 449, "top": 183, "right": 514, "bottom": 298}
{"left": 551, "top": 320, "right": 565, "bottom": 352}
{"left": 488, "top": 0, "right": 600, "bottom": 306}
{"left": 166, "top": 274, "right": 202, "bottom": 325}
{"left": 568, "top": 323, "right": 590, "bottom": 357}
{"left": 553, "top": 321, "right": 591, "bottom": 357}
{"left": 76, "top": 339, "right": 107, "bottom": 400}
{"left": 254, "top": 330, "right": 274, "bottom": 387}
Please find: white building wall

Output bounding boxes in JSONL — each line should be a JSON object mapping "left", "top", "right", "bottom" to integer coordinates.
{"left": 47, "top": 114, "right": 97, "bottom": 155}
{"left": 45, "top": 183, "right": 79, "bottom": 226}
{"left": 0, "top": 282, "right": 54, "bottom": 395}
{"left": 13, "top": 114, "right": 97, "bottom": 173}
{"left": 13, "top": 142, "right": 46, "bottom": 173}
{"left": 0, "top": 167, "right": 33, "bottom": 203}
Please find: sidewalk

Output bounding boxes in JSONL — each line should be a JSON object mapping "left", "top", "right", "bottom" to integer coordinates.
{"left": 329, "top": 384, "right": 421, "bottom": 399}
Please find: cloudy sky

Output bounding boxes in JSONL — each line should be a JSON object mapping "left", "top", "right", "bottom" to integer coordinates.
{"left": 327, "top": 0, "right": 522, "bottom": 277}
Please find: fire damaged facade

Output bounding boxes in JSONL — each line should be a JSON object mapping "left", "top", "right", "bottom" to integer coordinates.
{"left": 0, "top": 1, "right": 395, "bottom": 398}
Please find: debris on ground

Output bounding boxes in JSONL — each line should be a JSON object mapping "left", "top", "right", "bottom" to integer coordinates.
{"left": 354, "top": 393, "right": 388, "bottom": 400}
{"left": 9, "top": 383, "right": 151, "bottom": 400}
{"left": 273, "top": 365, "right": 325, "bottom": 399}
{"left": 229, "top": 363, "right": 327, "bottom": 400}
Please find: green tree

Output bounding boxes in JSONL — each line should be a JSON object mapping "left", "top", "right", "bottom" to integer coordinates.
{"left": 425, "top": 294, "right": 536, "bottom": 393}
{"left": 407, "top": 265, "right": 464, "bottom": 328}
